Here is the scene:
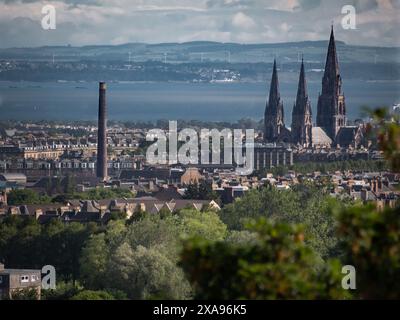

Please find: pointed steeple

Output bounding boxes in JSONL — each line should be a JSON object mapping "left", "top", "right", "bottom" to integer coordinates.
{"left": 264, "top": 60, "right": 286, "bottom": 142}
{"left": 268, "top": 59, "right": 280, "bottom": 111}
{"left": 323, "top": 26, "right": 340, "bottom": 93}
{"left": 291, "top": 59, "right": 312, "bottom": 147}
{"left": 316, "top": 26, "right": 346, "bottom": 140}
{"left": 295, "top": 58, "right": 308, "bottom": 109}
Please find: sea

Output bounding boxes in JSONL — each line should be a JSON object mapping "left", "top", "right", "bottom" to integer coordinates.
{"left": 0, "top": 80, "right": 399, "bottom": 124}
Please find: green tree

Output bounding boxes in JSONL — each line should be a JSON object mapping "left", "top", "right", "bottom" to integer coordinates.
{"left": 79, "top": 233, "right": 109, "bottom": 289}
{"left": 183, "top": 181, "right": 220, "bottom": 202}
{"left": 177, "top": 209, "right": 227, "bottom": 242}
{"left": 219, "top": 183, "right": 347, "bottom": 259}
{"left": 107, "top": 244, "right": 191, "bottom": 299}
{"left": 42, "top": 281, "right": 82, "bottom": 300}
{"left": 7, "top": 189, "right": 51, "bottom": 205}
{"left": 10, "top": 288, "right": 40, "bottom": 300}
{"left": 180, "top": 219, "right": 348, "bottom": 299}
{"left": 70, "top": 290, "right": 116, "bottom": 300}
{"left": 336, "top": 204, "right": 400, "bottom": 299}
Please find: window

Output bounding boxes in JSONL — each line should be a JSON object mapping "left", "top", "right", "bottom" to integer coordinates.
{"left": 21, "top": 275, "right": 29, "bottom": 283}
{"left": 31, "top": 275, "right": 39, "bottom": 282}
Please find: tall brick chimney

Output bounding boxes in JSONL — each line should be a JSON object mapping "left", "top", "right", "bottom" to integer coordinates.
{"left": 97, "top": 82, "right": 108, "bottom": 180}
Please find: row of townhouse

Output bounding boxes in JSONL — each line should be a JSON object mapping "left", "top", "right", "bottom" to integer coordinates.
{"left": 0, "top": 198, "right": 221, "bottom": 224}
{"left": 0, "top": 158, "right": 142, "bottom": 171}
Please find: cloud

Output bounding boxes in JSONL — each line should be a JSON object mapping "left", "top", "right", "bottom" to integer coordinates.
{"left": 296, "top": 0, "right": 321, "bottom": 11}
{"left": 232, "top": 12, "right": 256, "bottom": 29}
{"left": 206, "top": 0, "right": 254, "bottom": 9}
{"left": 0, "top": 0, "right": 398, "bottom": 47}
{"left": 263, "top": 0, "right": 300, "bottom": 12}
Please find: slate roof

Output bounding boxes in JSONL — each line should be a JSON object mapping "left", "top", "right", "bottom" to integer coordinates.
{"left": 335, "top": 126, "right": 358, "bottom": 147}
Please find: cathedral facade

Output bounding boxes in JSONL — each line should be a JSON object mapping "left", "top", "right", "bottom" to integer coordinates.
{"left": 263, "top": 27, "right": 364, "bottom": 149}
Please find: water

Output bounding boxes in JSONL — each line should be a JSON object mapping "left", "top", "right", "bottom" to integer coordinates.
{"left": 0, "top": 80, "right": 399, "bottom": 123}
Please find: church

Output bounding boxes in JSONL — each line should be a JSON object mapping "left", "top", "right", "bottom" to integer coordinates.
{"left": 263, "top": 27, "right": 366, "bottom": 149}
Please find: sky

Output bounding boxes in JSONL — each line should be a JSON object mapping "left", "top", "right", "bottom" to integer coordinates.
{"left": 0, "top": 0, "right": 399, "bottom": 48}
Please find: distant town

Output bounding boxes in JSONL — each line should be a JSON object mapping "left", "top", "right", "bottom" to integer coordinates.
{"left": 0, "top": 28, "right": 399, "bottom": 301}
{"left": 0, "top": 40, "right": 399, "bottom": 83}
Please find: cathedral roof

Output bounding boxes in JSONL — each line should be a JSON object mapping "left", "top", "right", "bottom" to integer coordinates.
{"left": 335, "top": 126, "right": 359, "bottom": 147}
{"left": 312, "top": 127, "right": 332, "bottom": 146}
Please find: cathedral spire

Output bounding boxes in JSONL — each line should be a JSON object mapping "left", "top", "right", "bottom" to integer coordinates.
{"left": 296, "top": 58, "right": 307, "bottom": 105}
{"left": 268, "top": 59, "right": 280, "bottom": 110}
{"left": 323, "top": 26, "right": 340, "bottom": 94}
{"left": 316, "top": 26, "right": 346, "bottom": 140}
{"left": 264, "top": 60, "right": 286, "bottom": 142}
{"left": 291, "top": 59, "right": 312, "bottom": 147}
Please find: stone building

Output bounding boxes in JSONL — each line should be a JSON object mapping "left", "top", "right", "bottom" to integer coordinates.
{"left": 0, "top": 264, "right": 41, "bottom": 300}
{"left": 253, "top": 144, "right": 293, "bottom": 171}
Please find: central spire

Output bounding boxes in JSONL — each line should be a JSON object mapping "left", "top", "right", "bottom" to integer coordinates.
{"left": 296, "top": 58, "right": 308, "bottom": 106}
{"left": 316, "top": 26, "right": 346, "bottom": 140}
{"left": 291, "top": 59, "right": 312, "bottom": 147}
{"left": 323, "top": 26, "right": 340, "bottom": 94}
{"left": 264, "top": 59, "right": 287, "bottom": 142}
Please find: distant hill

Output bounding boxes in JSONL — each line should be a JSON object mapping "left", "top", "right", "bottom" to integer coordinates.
{"left": 0, "top": 40, "right": 399, "bottom": 64}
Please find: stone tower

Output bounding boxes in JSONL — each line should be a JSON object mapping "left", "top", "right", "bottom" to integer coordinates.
{"left": 316, "top": 26, "right": 346, "bottom": 140}
{"left": 97, "top": 82, "right": 108, "bottom": 180}
{"left": 264, "top": 60, "right": 286, "bottom": 142}
{"left": 291, "top": 59, "right": 312, "bottom": 147}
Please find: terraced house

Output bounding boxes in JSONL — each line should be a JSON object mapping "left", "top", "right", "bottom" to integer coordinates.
{"left": 0, "top": 264, "right": 41, "bottom": 300}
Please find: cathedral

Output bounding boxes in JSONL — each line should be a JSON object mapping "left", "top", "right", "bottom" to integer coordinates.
{"left": 264, "top": 27, "right": 365, "bottom": 149}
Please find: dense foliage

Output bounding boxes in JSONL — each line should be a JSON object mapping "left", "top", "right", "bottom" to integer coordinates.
{"left": 219, "top": 183, "right": 349, "bottom": 259}
{"left": 181, "top": 219, "right": 348, "bottom": 299}
{"left": 7, "top": 187, "right": 134, "bottom": 206}
{"left": 7, "top": 189, "right": 52, "bottom": 205}
{"left": 0, "top": 209, "right": 226, "bottom": 300}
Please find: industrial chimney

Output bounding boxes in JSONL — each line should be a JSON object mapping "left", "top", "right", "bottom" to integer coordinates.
{"left": 97, "top": 82, "right": 108, "bottom": 180}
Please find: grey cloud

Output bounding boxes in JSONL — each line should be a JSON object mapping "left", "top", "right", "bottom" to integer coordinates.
{"left": 0, "top": 17, "right": 78, "bottom": 48}
{"left": 0, "top": 0, "right": 101, "bottom": 4}
{"left": 0, "top": 0, "right": 398, "bottom": 47}
{"left": 296, "top": 0, "right": 322, "bottom": 11}
{"left": 352, "top": 0, "right": 379, "bottom": 12}
{"left": 206, "top": 0, "right": 255, "bottom": 9}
